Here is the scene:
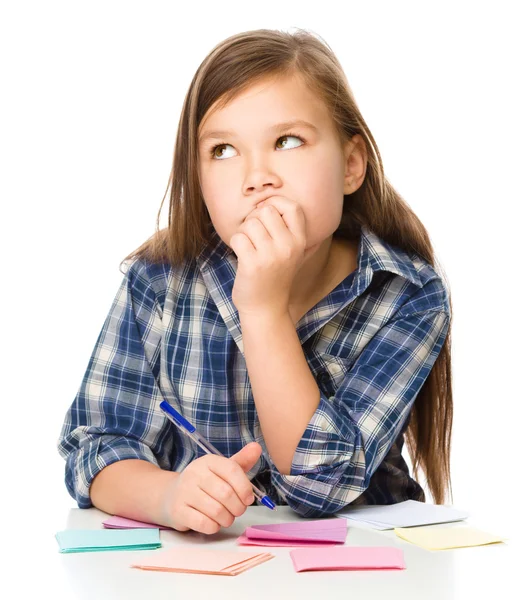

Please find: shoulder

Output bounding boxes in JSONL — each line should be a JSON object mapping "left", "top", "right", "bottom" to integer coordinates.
{"left": 360, "top": 227, "right": 451, "bottom": 317}
{"left": 123, "top": 257, "right": 201, "bottom": 312}
{"left": 408, "top": 254, "right": 451, "bottom": 317}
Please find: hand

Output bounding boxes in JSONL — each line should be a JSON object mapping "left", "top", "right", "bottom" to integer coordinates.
{"left": 160, "top": 442, "right": 262, "bottom": 534}
{"left": 229, "top": 196, "right": 320, "bottom": 317}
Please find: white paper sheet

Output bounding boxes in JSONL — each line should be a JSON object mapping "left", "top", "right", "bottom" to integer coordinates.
{"left": 335, "top": 500, "right": 469, "bottom": 529}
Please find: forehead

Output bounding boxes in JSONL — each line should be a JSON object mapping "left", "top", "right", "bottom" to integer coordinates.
{"left": 198, "top": 74, "right": 332, "bottom": 139}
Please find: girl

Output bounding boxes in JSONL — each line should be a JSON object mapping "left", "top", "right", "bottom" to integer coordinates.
{"left": 57, "top": 28, "right": 453, "bottom": 535}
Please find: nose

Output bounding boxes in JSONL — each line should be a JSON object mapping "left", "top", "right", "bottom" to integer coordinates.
{"left": 243, "top": 155, "right": 281, "bottom": 196}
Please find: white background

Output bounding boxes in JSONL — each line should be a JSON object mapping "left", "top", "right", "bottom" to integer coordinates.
{"left": 1, "top": 0, "right": 522, "bottom": 592}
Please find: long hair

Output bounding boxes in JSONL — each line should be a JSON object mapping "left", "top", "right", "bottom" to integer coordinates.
{"left": 121, "top": 28, "right": 454, "bottom": 505}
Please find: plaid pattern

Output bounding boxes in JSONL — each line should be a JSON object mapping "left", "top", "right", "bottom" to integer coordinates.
{"left": 57, "top": 225, "right": 450, "bottom": 517}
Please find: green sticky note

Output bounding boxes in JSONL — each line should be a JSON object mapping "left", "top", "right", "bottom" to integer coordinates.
{"left": 55, "top": 528, "right": 161, "bottom": 553}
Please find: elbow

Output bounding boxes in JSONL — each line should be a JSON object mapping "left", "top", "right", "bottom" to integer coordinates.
{"left": 274, "top": 459, "right": 369, "bottom": 517}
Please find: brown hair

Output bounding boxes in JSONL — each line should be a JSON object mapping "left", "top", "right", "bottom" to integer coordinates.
{"left": 121, "top": 28, "right": 454, "bottom": 505}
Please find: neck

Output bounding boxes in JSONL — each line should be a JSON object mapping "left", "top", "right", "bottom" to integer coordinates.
{"left": 289, "top": 234, "right": 337, "bottom": 310}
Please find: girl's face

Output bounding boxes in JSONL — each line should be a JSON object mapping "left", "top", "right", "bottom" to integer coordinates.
{"left": 197, "top": 74, "right": 356, "bottom": 251}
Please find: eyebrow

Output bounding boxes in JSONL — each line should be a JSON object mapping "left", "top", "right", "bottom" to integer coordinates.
{"left": 198, "top": 119, "right": 319, "bottom": 144}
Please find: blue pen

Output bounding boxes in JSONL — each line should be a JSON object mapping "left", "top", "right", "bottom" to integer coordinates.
{"left": 159, "top": 400, "right": 277, "bottom": 511}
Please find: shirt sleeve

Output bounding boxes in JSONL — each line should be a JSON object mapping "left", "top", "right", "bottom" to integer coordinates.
{"left": 270, "top": 287, "right": 451, "bottom": 517}
{"left": 57, "top": 260, "right": 174, "bottom": 508}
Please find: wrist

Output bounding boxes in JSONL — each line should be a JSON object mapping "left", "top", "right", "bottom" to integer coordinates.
{"left": 154, "top": 470, "right": 182, "bottom": 527}
{"left": 90, "top": 460, "right": 181, "bottom": 527}
{"left": 238, "top": 307, "right": 291, "bottom": 325}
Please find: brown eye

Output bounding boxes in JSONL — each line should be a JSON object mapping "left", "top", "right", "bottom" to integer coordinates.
{"left": 209, "top": 143, "right": 232, "bottom": 159}
{"left": 276, "top": 134, "right": 304, "bottom": 150}
{"left": 209, "top": 133, "right": 305, "bottom": 160}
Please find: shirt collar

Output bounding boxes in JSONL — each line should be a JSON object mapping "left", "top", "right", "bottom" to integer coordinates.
{"left": 195, "top": 224, "right": 423, "bottom": 355}
{"left": 196, "top": 224, "right": 423, "bottom": 289}
{"left": 358, "top": 225, "right": 423, "bottom": 288}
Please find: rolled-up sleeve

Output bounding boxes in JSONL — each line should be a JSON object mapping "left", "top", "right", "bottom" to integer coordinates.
{"left": 57, "top": 260, "right": 173, "bottom": 508}
{"left": 270, "top": 305, "right": 450, "bottom": 517}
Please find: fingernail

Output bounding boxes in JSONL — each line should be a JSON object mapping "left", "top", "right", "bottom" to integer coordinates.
{"left": 246, "top": 494, "right": 255, "bottom": 505}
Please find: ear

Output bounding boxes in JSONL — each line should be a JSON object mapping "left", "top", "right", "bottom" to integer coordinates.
{"left": 343, "top": 134, "right": 368, "bottom": 194}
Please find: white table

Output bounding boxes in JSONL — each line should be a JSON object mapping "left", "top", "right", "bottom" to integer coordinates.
{"left": 22, "top": 506, "right": 520, "bottom": 599}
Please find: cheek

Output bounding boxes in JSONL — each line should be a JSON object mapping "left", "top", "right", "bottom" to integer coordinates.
{"left": 200, "top": 173, "right": 237, "bottom": 224}
{"left": 203, "top": 196, "right": 238, "bottom": 242}
{"left": 304, "top": 206, "right": 343, "bottom": 244}
{"left": 301, "top": 182, "right": 345, "bottom": 241}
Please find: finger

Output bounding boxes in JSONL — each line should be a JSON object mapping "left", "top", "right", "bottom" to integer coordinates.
{"left": 208, "top": 458, "right": 256, "bottom": 508}
{"left": 230, "top": 441, "right": 263, "bottom": 472}
{"left": 177, "top": 503, "right": 222, "bottom": 535}
{"left": 187, "top": 484, "right": 240, "bottom": 529}
{"left": 238, "top": 216, "right": 272, "bottom": 250}
{"left": 250, "top": 204, "right": 292, "bottom": 243}
{"left": 260, "top": 197, "right": 306, "bottom": 245}
{"left": 229, "top": 232, "right": 256, "bottom": 260}
{"left": 195, "top": 472, "right": 246, "bottom": 527}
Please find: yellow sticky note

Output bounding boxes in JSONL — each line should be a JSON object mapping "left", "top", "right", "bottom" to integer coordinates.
{"left": 394, "top": 526, "right": 506, "bottom": 550}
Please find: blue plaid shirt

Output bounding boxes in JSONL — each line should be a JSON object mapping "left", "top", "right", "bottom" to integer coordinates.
{"left": 57, "top": 225, "right": 451, "bottom": 518}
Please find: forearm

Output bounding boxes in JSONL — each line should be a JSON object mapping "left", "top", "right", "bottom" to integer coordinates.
{"left": 90, "top": 459, "right": 179, "bottom": 525}
{"left": 240, "top": 311, "right": 320, "bottom": 474}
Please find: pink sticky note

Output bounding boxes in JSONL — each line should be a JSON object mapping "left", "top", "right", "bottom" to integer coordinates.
{"left": 236, "top": 535, "right": 334, "bottom": 547}
{"left": 290, "top": 546, "right": 406, "bottom": 572}
{"left": 102, "top": 515, "right": 172, "bottom": 530}
{"left": 237, "top": 519, "right": 347, "bottom": 546}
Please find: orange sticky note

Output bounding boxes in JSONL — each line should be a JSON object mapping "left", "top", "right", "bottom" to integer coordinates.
{"left": 103, "top": 515, "right": 171, "bottom": 530}
{"left": 131, "top": 547, "right": 274, "bottom": 576}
